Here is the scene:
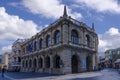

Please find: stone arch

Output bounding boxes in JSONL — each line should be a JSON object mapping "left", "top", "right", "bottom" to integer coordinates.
{"left": 46, "top": 35, "right": 51, "bottom": 47}
{"left": 86, "top": 55, "right": 92, "bottom": 71}
{"left": 29, "top": 59, "right": 32, "bottom": 68}
{"left": 71, "top": 55, "right": 79, "bottom": 73}
{"left": 39, "top": 38, "right": 43, "bottom": 49}
{"left": 38, "top": 56, "right": 43, "bottom": 68}
{"left": 33, "top": 58, "right": 37, "bottom": 71}
{"left": 22, "top": 60, "right": 25, "bottom": 68}
{"left": 34, "top": 40, "right": 37, "bottom": 51}
{"left": 53, "top": 55, "right": 61, "bottom": 68}
{"left": 54, "top": 30, "right": 60, "bottom": 44}
{"left": 25, "top": 59, "right": 28, "bottom": 68}
{"left": 71, "top": 29, "right": 79, "bottom": 44}
{"left": 45, "top": 56, "right": 50, "bottom": 68}
{"left": 86, "top": 34, "right": 91, "bottom": 47}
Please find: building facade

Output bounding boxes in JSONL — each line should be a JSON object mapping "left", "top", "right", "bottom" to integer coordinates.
{"left": 104, "top": 48, "right": 120, "bottom": 69}
{"left": 9, "top": 39, "right": 24, "bottom": 71}
{"left": 0, "top": 52, "right": 9, "bottom": 71}
{"left": 21, "top": 6, "right": 98, "bottom": 74}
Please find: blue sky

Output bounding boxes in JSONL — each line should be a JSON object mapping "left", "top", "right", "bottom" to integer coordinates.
{"left": 0, "top": 0, "right": 120, "bottom": 57}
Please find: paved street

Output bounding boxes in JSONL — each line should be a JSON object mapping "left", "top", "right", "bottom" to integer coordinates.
{"left": 2, "top": 69, "right": 120, "bottom": 80}
{"left": 0, "top": 73, "right": 11, "bottom": 80}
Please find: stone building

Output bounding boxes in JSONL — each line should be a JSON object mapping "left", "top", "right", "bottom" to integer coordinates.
{"left": 9, "top": 39, "right": 24, "bottom": 71}
{"left": 21, "top": 6, "right": 98, "bottom": 74}
{"left": 104, "top": 48, "right": 120, "bottom": 68}
{"left": 0, "top": 52, "right": 9, "bottom": 71}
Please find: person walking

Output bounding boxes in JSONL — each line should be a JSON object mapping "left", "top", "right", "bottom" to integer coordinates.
{"left": 1, "top": 67, "right": 5, "bottom": 77}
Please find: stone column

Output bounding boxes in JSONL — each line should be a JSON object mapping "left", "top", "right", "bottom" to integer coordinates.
{"left": 92, "top": 54, "right": 96, "bottom": 70}
{"left": 50, "top": 55, "right": 53, "bottom": 73}
{"left": 36, "top": 56, "right": 39, "bottom": 72}
{"left": 62, "top": 49, "right": 71, "bottom": 74}
{"left": 62, "top": 23, "right": 69, "bottom": 44}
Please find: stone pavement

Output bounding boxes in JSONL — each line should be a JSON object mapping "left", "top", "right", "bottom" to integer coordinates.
{"left": 3, "top": 69, "right": 120, "bottom": 80}
{"left": 0, "top": 73, "right": 10, "bottom": 80}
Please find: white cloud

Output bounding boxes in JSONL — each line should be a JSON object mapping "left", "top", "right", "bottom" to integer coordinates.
{"left": 1, "top": 45, "right": 12, "bottom": 53}
{"left": 75, "top": 0, "right": 120, "bottom": 14}
{"left": 0, "top": 7, "right": 39, "bottom": 40}
{"left": 22, "top": 0, "right": 82, "bottom": 19}
{"left": 99, "top": 27, "right": 120, "bottom": 53}
{"left": 106, "top": 27, "right": 119, "bottom": 35}
{"left": 0, "top": 7, "right": 39, "bottom": 54}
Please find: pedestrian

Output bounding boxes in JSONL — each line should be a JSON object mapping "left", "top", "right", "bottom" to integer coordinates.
{"left": 1, "top": 67, "right": 5, "bottom": 77}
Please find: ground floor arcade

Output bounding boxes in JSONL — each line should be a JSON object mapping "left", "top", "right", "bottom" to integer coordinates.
{"left": 21, "top": 47, "right": 98, "bottom": 74}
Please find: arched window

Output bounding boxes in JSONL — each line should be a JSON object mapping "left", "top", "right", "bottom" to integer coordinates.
{"left": 34, "top": 41, "right": 37, "bottom": 51}
{"left": 71, "top": 30, "right": 79, "bottom": 44}
{"left": 39, "top": 39, "right": 42, "bottom": 49}
{"left": 29, "top": 59, "right": 32, "bottom": 68}
{"left": 54, "top": 55, "right": 61, "bottom": 68}
{"left": 45, "top": 56, "right": 50, "bottom": 68}
{"left": 86, "top": 35, "right": 90, "bottom": 47}
{"left": 54, "top": 30, "right": 60, "bottom": 44}
{"left": 38, "top": 57, "right": 43, "bottom": 68}
{"left": 46, "top": 35, "right": 51, "bottom": 47}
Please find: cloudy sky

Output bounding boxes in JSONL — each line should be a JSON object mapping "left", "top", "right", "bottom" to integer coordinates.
{"left": 0, "top": 0, "right": 120, "bottom": 57}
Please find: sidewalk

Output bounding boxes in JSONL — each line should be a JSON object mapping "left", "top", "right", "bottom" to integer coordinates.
{"left": 0, "top": 73, "right": 11, "bottom": 80}
{"left": 4, "top": 72, "right": 59, "bottom": 80}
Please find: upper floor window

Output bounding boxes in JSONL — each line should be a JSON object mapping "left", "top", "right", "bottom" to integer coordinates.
{"left": 34, "top": 41, "right": 37, "bottom": 51}
{"left": 71, "top": 30, "right": 79, "bottom": 44}
{"left": 46, "top": 35, "right": 51, "bottom": 47}
{"left": 28, "top": 42, "right": 33, "bottom": 52}
{"left": 54, "top": 30, "right": 60, "bottom": 44}
{"left": 39, "top": 39, "right": 42, "bottom": 49}
{"left": 86, "top": 35, "right": 90, "bottom": 47}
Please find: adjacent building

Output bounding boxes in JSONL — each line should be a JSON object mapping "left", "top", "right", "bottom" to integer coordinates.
{"left": 9, "top": 39, "right": 24, "bottom": 71}
{"left": 104, "top": 48, "right": 120, "bottom": 68}
{"left": 20, "top": 6, "right": 98, "bottom": 74}
{"left": 0, "top": 52, "right": 9, "bottom": 71}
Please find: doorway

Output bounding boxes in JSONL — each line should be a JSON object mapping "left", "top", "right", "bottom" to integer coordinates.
{"left": 71, "top": 55, "right": 78, "bottom": 73}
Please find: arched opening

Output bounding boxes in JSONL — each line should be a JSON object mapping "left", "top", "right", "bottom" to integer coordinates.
{"left": 18, "top": 57, "right": 21, "bottom": 62}
{"left": 33, "top": 58, "right": 37, "bottom": 71}
{"left": 86, "top": 56, "right": 91, "bottom": 71}
{"left": 26, "top": 60, "right": 28, "bottom": 68}
{"left": 54, "top": 30, "right": 60, "bottom": 44}
{"left": 22, "top": 60, "right": 24, "bottom": 68}
{"left": 71, "top": 30, "right": 79, "bottom": 44}
{"left": 46, "top": 35, "right": 51, "bottom": 47}
{"left": 54, "top": 55, "right": 61, "bottom": 68}
{"left": 39, "top": 39, "right": 42, "bottom": 49}
{"left": 45, "top": 56, "right": 50, "bottom": 68}
{"left": 39, "top": 57, "right": 43, "bottom": 68}
{"left": 29, "top": 59, "right": 32, "bottom": 68}
{"left": 86, "top": 35, "right": 90, "bottom": 47}
{"left": 34, "top": 41, "right": 37, "bottom": 51}
{"left": 71, "top": 55, "right": 78, "bottom": 73}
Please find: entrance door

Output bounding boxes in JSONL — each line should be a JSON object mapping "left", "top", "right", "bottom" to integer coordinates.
{"left": 86, "top": 56, "right": 91, "bottom": 71}
{"left": 71, "top": 55, "right": 78, "bottom": 73}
